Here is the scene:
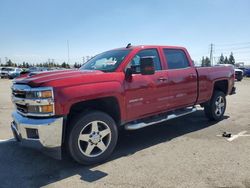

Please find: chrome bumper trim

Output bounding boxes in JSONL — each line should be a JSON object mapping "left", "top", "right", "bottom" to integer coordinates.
{"left": 11, "top": 111, "right": 63, "bottom": 159}
{"left": 12, "top": 96, "right": 54, "bottom": 106}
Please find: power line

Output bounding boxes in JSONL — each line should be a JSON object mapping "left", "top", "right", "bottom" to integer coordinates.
{"left": 214, "top": 50, "right": 250, "bottom": 55}
{"left": 216, "top": 46, "right": 250, "bottom": 51}
{"left": 209, "top": 43, "right": 214, "bottom": 66}
{"left": 215, "top": 42, "right": 250, "bottom": 47}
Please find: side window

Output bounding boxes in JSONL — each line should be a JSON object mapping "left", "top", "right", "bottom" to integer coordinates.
{"left": 127, "top": 49, "right": 162, "bottom": 72}
{"left": 163, "top": 49, "right": 190, "bottom": 69}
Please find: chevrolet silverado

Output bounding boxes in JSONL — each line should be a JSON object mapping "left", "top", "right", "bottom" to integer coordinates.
{"left": 11, "top": 45, "right": 235, "bottom": 165}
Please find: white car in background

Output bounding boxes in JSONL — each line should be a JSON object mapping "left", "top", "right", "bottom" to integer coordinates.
{"left": 0, "top": 67, "right": 23, "bottom": 79}
{"left": 234, "top": 68, "right": 244, "bottom": 81}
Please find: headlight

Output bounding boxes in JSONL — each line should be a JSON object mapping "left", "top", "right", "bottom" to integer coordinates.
{"left": 28, "top": 104, "right": 54, "bottom": 114}
{"left": 12, "top": 86, "right": 55, "bottom": 117}
{"left": 26, "top": 89, "right": 53, "bottom": 99}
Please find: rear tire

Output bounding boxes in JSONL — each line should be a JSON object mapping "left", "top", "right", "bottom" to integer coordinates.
{"left": 67, "top": 111, "right": 118, "bottom": 165}
{"left": 204, "top": 90, "right": 226, "bottom": 121}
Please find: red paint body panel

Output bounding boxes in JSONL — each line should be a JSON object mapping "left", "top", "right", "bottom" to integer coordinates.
{"left": 14, "top": 45, "right": 235, "bottom": 124}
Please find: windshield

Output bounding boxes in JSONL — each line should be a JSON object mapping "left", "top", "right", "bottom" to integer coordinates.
{"left": 80, "top": 49, "right": 131, "bottom": 72}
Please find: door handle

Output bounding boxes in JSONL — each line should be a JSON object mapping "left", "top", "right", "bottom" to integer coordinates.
{"left": 189, "top": 74, "right": 196, "bottom": 78}
{"left": 157, "top": 77, "right": 168, "bottom": 81}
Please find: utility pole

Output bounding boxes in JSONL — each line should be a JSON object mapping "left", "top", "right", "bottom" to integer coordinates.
{"left": 67, "top": 40, "right": 70, "bottom": 64}
{"left": 209, "top": 43, "right": 214, "bottom": 66}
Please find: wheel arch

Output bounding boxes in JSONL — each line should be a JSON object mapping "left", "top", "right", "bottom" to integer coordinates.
{"left": 69, "top": 96, "right": 121, "bottom": 124}
{"left": 62, "top": 96, "right": 121, "bottom": 145}
{"left": 213, "top": 79, "right": 229, "bottom": 96}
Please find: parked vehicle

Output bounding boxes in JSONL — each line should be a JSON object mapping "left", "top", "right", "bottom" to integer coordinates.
{"left": 10, "top": 45, "right": 235, "bottom": 165}
{"left": 0, "top": 67, "right": 22, "bottom": 79}
{"left": 25, "top": 67, "right": 48, "bottom": 73}
{"left": 0, "top": 67, "right": 11, "bottom": 78}
{"left": 234, "top": 68, "right": 244, "bottom": 81}
{"left": 245, "top": 68, "right": 250, "bottom": 77}
{"left": 8, "top": 68, "right": 23, "bottom": 79}
{"left": 1, "top": 67, "right": 23, "bottom": 79}
{"left": 237, "top": 67, "right": 246, "bottom": 76}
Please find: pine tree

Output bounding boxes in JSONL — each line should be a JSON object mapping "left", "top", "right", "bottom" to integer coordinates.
{"left": 6, "top": 59, "right": 13, "bottom": 67}
{"left": 224, "top": 57, "right": 229, "bottom": 64}
{"left": 201, "top": 56, "right": 211, "bottom": 67}
{"left": 201, "top": 56, "right": 205, "bottom": 67}
{"left": 74, "top": 62, "right": 78, "bottom": 68}
{"left": 228, "top": 52, "right": 235, "bottom": 65}
{"left": 61, "top": 62, "right": 67, "bottom": 68}
{"left": 218, "top": 54, "right": 225, "bottom": 64}
{"left": 204, "top": 57, "right": 211, "bottom": 66}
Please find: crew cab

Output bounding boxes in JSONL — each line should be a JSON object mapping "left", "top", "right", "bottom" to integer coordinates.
{"left": 10, "top": 45, "right": 235, "bottom": 165}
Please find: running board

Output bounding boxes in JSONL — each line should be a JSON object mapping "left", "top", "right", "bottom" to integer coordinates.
{"left": 125, "top": 107, "right": 197, "bottom": 130}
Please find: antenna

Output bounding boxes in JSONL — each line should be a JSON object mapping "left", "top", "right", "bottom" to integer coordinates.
{"left": 126, "top": 43, "right": 131, "bottom": 48}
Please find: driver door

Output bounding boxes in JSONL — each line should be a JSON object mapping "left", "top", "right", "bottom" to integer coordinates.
{"left": 124, "top": 49, "right": 169, "bottom": 121}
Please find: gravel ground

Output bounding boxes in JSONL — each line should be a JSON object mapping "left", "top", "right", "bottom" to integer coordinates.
{"left": 0, "top": 78, "right": 250, "bottom": 188}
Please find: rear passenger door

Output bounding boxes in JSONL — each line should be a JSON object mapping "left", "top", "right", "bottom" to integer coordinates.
{"left": 163, "top": 49, "right": 197, "bottom": 110}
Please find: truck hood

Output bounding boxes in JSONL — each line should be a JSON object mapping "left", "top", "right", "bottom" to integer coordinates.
{"left": 14, "top": 69, "right": 104, "bottom": 87}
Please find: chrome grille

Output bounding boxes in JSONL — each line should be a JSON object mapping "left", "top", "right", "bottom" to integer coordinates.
{"left": 16, "top": 103, "right": 28, "bottom": 113}
{"left": 12, "top": 84, "right": 29, "bottom": 115}
{"left": 12, "top": 90, "right": 26, "bottom": 98}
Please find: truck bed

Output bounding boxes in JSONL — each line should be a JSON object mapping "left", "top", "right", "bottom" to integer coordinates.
{"left": 196, "top": 65, "right": 235, "bottom": 104}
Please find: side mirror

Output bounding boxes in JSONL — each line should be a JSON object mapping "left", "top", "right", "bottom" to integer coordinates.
{"left": 140, "top": 57, "right": 155, "bottom": 75}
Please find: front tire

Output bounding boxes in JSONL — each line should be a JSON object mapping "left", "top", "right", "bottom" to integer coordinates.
{"left": 67, "top": 111, "right": 118, "bottom": 165}
{"left": 204, "top": 90, "right": 226, "bottom": 121}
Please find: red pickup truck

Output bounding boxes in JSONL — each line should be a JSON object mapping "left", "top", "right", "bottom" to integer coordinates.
{"left": 11, "top": 45, "right": 235, "bottom": 165}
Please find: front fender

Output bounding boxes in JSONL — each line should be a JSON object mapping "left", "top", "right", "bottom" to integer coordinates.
{"left": 54, "top": 81, "right": 125, "bottom": 118}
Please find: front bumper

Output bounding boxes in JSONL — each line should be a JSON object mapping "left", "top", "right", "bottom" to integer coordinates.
{"left": 11, "top": 111, "right": 64, "bottom": 159}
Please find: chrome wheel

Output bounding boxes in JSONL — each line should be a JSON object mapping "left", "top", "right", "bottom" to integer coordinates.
{"left": 78, "top": 120, "right": 112, "bottom": 157}
{"left": 215, "top": 96, "right": 225, "bottom": 116}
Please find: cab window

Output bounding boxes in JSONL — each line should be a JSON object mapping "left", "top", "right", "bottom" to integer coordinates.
{"left": 127, "top": 49, "right": 162, "bottom": 72}
{"left": 163, "top": 49, "right": 190, "bottom": 69}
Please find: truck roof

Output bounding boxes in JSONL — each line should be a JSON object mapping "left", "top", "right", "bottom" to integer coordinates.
{"left": 113, "top": 45, "right": 187, "bottom": 51}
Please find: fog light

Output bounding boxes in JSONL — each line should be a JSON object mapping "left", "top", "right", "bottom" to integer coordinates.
{"left": 26, "top": 128, "right": 39, "bottom": 139}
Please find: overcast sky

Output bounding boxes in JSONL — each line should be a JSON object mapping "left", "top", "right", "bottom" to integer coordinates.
{"left": 0, "top": 0, "right": 250, "bottom": 65}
